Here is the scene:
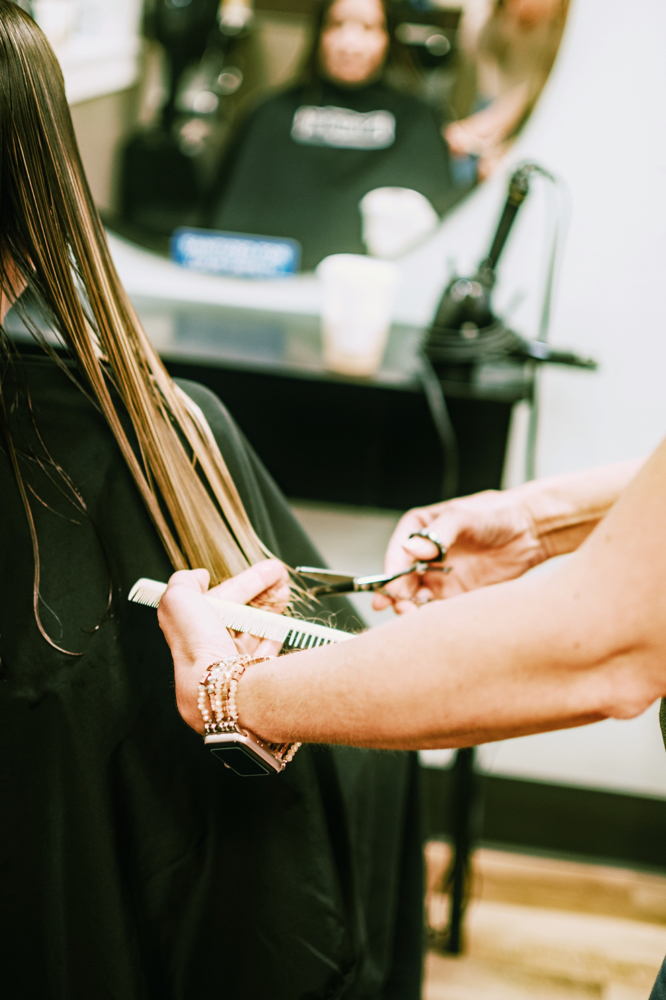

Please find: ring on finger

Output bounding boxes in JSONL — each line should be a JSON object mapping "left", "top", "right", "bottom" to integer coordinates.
{"left": 413, "top": 591, "right": 432, "bottom": 607}
{"left": 408, "top": 530, "right": 448, "bottom": 564}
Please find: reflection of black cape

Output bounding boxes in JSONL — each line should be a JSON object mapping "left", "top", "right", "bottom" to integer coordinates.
{"left": 0, "top": 356, "right": 422, "bottom": 1000}
{"left": 207, "top": 80, "right": 453, "bottom": 270}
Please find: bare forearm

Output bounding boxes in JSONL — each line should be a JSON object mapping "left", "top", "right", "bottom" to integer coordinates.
{"left": 239, "top": 455, "right": 665, "bottom": 749}
{"left": 240, "top": 580, "right": 608, "bottom": 748}
{"left": 161, "top": 450, "right": 662, "bottom": 749}
{"left": 516, "top": 458, "right": 644, "bottom": 558}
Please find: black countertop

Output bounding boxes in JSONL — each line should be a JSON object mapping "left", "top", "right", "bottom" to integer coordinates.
{"left": 7, "top": 295, "right": 532, "bottom": 507}
{"left": 131, "top": 295, "right": 533, "bottom": 404}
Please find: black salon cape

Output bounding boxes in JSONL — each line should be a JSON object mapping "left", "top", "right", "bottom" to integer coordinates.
{"left": 0, "top": 356, "right": 422, "bottom": 1000}
{"left": 207, "top": 80, "right": 453, "bottom": 270}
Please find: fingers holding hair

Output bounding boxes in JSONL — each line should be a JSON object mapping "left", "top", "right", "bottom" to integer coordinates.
{"left": 208, "top": 558, "right": 291, "bottom": 613}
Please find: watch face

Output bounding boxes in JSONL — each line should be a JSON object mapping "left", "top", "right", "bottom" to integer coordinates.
{"left": 208, "top": 744, "right": 273, "bottom": 776}
{"left": 204, "top": 732, "right": 284, "bottom": 776}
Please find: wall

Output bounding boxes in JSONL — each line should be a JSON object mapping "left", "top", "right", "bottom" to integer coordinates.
{"left": 416, "top": 0, "right": 666, "bottom": 799}
{"left": 70, "top": 87, "right": 140, "bottom": 212}
{"left": 399, "top": 0, "right": 666, "bottom": 470}
{"left": 249, "top": 11, "right": 311, "bottom": 91}
{"left": 37, "top": 0, "right": 144, "bottom": 211}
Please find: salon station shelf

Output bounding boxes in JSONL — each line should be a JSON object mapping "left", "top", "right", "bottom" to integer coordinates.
{"left": 135, "top": 296, "right": 533, "bottom": 510}
{"left": 8, "top": 295, "right": 532, "bottom": 510}
{"left": 134, "top": 295, "right": 532, "bottom": 402}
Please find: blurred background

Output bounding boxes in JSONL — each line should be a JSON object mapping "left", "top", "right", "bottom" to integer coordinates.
{"left": 18, "top": 0, "right": 666, "bottom": 996}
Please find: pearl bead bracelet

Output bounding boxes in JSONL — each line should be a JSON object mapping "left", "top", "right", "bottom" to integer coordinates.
{"left": 199, "top": 654, "right": 301, "bottom": 769}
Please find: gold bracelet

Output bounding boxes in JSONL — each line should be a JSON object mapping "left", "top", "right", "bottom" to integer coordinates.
{"left": 198, "top": 654, "right": 301, "bottom": 774}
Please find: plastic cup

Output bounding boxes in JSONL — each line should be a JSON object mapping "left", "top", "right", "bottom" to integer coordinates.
{"left": 316, "top": 253, "right": 401, "bottom": 377}
{"left": 359, "top": 187, "right": 439, "bottom": 260}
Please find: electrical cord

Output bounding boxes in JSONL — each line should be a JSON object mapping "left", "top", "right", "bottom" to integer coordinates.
{"left": 525, "top": 166, "right": 570, "bottom": 480}
{"left": 418, "top": 352, "right": 460, "bottom": 500}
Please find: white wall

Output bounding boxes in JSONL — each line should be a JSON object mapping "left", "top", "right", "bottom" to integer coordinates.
{"left": 401, "top": 0, "right": 666, "bottom": 472}
{"left": 35, "top": 0, "right": 143, "bottom": 104}
{"left": 420, "top": 0, "right": 666, "bottom": 797}
{"left": 37, "top": 0, "right": 144, "bottom": 211}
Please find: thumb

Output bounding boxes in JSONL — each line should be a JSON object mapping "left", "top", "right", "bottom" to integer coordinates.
{"left": 401, "top": 511, "right": 465, "bottom": 563}
{"left": 158, "top": 568, "right": 235, "bottom": 670}
{"left": 402, "top": 535, "right": 443, "bottom": 562}
{"left": 166, "top": 568, "right": 211, "bottom": 595}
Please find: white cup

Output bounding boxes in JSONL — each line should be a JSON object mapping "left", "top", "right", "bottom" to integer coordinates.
{"left": 360, "top": 187, "right": 439, "bottom": 260}
{"left": 316, "top": 253, "right": 401, "bottom": 377}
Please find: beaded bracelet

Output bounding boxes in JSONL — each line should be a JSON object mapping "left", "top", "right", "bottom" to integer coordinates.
{"left": 199, "top": 654, "right": 301, "bottom": 769}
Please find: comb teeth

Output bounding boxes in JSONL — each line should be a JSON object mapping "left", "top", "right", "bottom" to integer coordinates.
{"left": 284, "top": 630, "right": 328, "bottom": 650}
{"left": 128, "top": 579, "right": 166, "bottom": 609}
{"left": 127, "top": 577, "right": 354, "bottom": 647}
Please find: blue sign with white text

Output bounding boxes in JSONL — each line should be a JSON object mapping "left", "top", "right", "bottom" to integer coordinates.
{"left": 170, "top": 227, "right": 301, "bottom": 279}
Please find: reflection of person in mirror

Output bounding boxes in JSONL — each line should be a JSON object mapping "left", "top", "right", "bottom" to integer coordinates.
{"left": 204, "top": 0, "right": 457, "bottom": 269}
{"left": 447, "top": 0, "right": 569, "bottom": 179}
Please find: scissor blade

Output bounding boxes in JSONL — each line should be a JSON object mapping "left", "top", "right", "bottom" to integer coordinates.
{"left": 296, "top": 566, "right": 356, "bottom": 587}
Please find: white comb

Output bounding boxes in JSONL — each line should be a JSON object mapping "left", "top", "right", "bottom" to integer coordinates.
{"left": 128, "top": 577, "right": 355, "bottom": 650}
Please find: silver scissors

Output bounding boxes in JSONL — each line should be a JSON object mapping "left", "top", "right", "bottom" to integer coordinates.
{"left": 296, "top": 531, "right": 451, "bottom": 597}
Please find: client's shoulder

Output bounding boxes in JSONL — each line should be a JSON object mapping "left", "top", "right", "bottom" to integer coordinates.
{"left": 5, "top": 352, "right": 98, "bottom": 416}
{"left": 381, "top": 84, "right": 440, "bottom": 120}
{"left": 241, "top": 84, "right": 305, "bottom": 123}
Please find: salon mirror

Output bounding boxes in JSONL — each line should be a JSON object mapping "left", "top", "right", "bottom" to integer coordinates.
{"left": 112, "top": 0, "right": 571, "bottom": 270}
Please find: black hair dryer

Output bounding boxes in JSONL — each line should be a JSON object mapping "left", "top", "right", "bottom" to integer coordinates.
{"left": 425, "top": 163, "right": 598, "bottom": 371}
{"left": 150, "top": 0, "right": 224, "bottom": 127}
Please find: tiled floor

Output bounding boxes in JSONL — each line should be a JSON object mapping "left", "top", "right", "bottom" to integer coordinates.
{"left": 425, "top": 844, "right": 666, "bottom": 1000}
{"left": 424, "top": 913, "right": 661, "bottom": 999}
{"left": 429, "top": 900, "right": 665, "bottom": 996}
{"left": 425, "top": 951, "right": 601, "bottom": 1000}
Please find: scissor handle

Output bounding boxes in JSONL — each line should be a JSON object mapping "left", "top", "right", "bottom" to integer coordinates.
{"left": 408, "top": 530, "right": 448, "bottom": 564}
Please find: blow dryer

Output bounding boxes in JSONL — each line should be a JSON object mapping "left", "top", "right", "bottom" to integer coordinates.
{"left": 425, "top": 163, "right": 597, "bottom": 371}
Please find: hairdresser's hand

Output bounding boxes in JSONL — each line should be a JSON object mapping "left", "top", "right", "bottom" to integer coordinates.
{"left": 158, "top": 560, "right": 290, "bottom": 732}
{"left": 444, "top": 83, "right": 531, "bottom": 175}
{"left": 373, "top": 490, "right": 546, "bottom": 614}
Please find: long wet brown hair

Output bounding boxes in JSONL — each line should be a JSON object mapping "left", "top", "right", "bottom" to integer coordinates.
{"left": 0, "top": 1, "right": 270, "bottom": 649}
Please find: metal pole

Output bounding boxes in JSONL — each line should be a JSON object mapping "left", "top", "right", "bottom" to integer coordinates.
{"left": 444, "top": 746, "right": 480, "bottom": 954}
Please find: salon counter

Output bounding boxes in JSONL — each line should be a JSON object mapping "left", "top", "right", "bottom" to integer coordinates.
{"left": 8, "top": 219, "right": 533, "bottom": 509}
{"left": 133, "top": 295, "right": 532, "bottom": 509}
{"left": 8, "top": 291, "right": 531, "bottom": 509}
{"left": 134, "top": 294, "right": 530, "bottom": 400}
